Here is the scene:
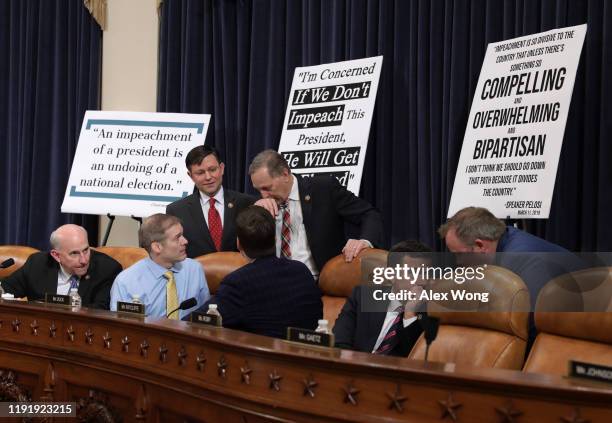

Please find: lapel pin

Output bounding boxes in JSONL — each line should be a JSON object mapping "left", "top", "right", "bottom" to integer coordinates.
{"left": 85, "top": 275, "right": 91, "bottom": 280}
{"left": 305, "top": 195, "right": 311, "bottom": 202}
{"left": 228, "top": 202, "right": 234, "bottom": 208}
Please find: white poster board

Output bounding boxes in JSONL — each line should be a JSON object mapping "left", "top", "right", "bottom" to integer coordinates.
{"left": 448, "top": 24, "right": 586, "bottom": 218}
{"left": 61, "top": 111, "right": 211, "bottom": 217}
{"left": 278, "top": 56, "right": 383, "bottom": 194}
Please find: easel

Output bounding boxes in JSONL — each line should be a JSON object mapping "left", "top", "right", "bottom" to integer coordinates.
{"left": 100, "top": 214, "right": 143, "bottom": 246}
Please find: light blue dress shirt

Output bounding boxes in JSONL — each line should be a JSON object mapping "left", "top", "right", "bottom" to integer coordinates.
{"left": 110, "top": 257, "right": 209, "bottom": 319}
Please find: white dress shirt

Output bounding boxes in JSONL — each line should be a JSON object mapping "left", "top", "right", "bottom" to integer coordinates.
{"left": 199, "top": 187, "right": 225, "bottom": 227}
{"left": 275, "top": 175, "right": 318, "bottom": 277}
{"left": 371, "top": 300, "right": 419, "bottom": 352}
{"left": 56, "top": 265, "right": 74, "bottom": 295}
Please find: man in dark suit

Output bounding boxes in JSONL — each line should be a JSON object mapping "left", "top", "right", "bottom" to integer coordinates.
{"left": 166, "top": 145, "right": 255, "bottom": 258}
{"left": 439, "top": 206, "right": 574, "bottom": 350}
{"left": 333, "top": 240, "right": 431, "bottom": 356}
{"left": 249, "top": 149, "right": 382, "bottom": 276}
{"left": 2, "top": 224, "right": 122, "bottom": 309}
{"left": 189, "top": 206, "right": 322, "bottom": 338}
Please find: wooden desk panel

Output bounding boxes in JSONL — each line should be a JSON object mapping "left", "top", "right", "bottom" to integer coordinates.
{"left": 0, "top": 301, "right": 611, "bottom": 422}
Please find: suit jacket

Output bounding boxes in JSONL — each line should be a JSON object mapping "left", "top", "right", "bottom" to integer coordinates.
{"left": 166, "top": 188, "right": 255, "bottom": 258}
{"left": 333, "top": 285, "right": 423, "bottom": 356}
{"left": 296, "top": 175, "right": 382, "bottom": 271}
{"left": 496, "top": 226, "right": 573, "bottom": 353}
{"left": 191, "top": 255, "right": 322, "bottom": 339}
{"left": 2, "top": 250, "right": 122, "bottom": 310}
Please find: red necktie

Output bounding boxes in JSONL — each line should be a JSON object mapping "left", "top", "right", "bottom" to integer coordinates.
{"left": 208, "top": 198, "right": 222, "bottom": 251}
{"left": 280, "top": 201, "right": 291, "bottom": 258}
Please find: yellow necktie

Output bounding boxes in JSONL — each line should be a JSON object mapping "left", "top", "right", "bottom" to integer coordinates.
{"left": 164, "top": 271, "right": 179, "bottom": 320}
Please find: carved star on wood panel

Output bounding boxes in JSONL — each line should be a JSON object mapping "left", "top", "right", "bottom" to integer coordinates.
{"left": 438, "top": 393, "right": 462, "bottom": 421}
{"left": 158, "top": 344, "right": 168, "bottom": 363}
{"left": 49, "top": 322, "right": 57, "bottom": 338}
{"left": 343, "top": 381, "right": 360, "bottom": 406}
{"left": 121, "top": 336, "right": 130, "bottom": 352}
{"left": 30, "top": 320, "right": 39, "bottom": 336}
{"left": 240, "top": 362, "right": 252, "bottom": 385}
{"left": 386, "top": 384, "right": 408, "bottom": 413}
{"left": 102, "top": 332, "right": 112, "bottom": 349}
{"left": 495, "top": 401, "right": 523, "bottom": 423}
{"left": 66, "top": 325, "right": 75, "bottom": 342}
{"left": 217, "top": 355, "right": 228, "bottom": 378}
{"left": 84, "top": 328, "right": 94, "bottom": 344}
{"left": 11, "top": 319, "right": 20, "bottom": 333}
{"left": 139, "top": 340, "right": 149, "bottom": 358}
{"left": 196, "top": 351, "right": 206, "bottom": 371}
{"left": 561, "top": 408, "right": 590, "bottom": 423}
{"left": 177, "top": 346, "right": 187, "bottom": 366}
{"left": 269, "top": 370, "right": 282, "bottom": 391}
{"left": 302, "top": 375, "right": 318, "bottom": 398}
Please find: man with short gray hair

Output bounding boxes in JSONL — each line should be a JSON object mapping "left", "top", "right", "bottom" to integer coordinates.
{"left": 439, "top": 206, "right": 570, "bottom": 349}
{"left": 110, "top": 214, "right": 209, "bottom": 319}
{"left": 439, "top": 206, "right": 566, "bottom": 254}
{"left": 249, "top": 149, "right": 382, "bottom": 277}
{"left": 2, "top": 224, "right": 122, "bottom": 309}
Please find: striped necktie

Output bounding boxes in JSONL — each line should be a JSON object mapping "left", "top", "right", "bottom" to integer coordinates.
{"left": 374, "top": 305, "right": 404, "bottom": 355}
{"left": 280, "top": 201, "right": 291, "bottom": 258}
{"left": 164, "top": 271, "right": 179, "bottom": 320}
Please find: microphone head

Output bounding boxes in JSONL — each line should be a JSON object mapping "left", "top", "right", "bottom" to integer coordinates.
{"left": 0, "top": 258, "right": 15, "bottom": 269}
{"left": 418, "top": 315, "right": 440, "bottom": 345}
{"left": 180, "top": 297, "right": 197, "bottom": 310}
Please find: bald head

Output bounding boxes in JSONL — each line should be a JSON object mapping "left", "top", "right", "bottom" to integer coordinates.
{"left": 49, "top": 224, "right": 91, "bottom": 276}
{"left": 50, "top": 224, "right": 88, "bottom": 249}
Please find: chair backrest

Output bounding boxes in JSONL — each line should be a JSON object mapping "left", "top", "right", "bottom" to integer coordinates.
{"left": 409, "top": 265, "right": 530, "bottom": 370}
{"left": 319, "top": 249, "right": 388, "bottom": 328}
{"left": 95, "top": 246, "right": 148, "bottom": 270}
{"left": 0, "top": 245, "right": 40, "bottom": 279}
{"left": 194, "top": 252, "right": 249, "bottom": 294}
{"left": 523, "top": 267, "right": 612, "bottom": 375}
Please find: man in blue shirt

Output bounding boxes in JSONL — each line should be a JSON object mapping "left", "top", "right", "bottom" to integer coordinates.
{"left": 110, "top": 214, "right": 209, "bottom": 319}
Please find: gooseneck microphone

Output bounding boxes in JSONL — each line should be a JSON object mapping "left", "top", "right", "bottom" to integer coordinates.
{"left": 166, "top": 297, "right": 197, "bottom": 318}
{"left": 0, "top": 258, "right": 15, "bottom": 269}
{"left": 418, "top": 314, "right": 440, "bottom": 363}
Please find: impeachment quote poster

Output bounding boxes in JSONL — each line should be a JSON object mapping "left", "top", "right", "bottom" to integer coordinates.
{"left": 448, "top": 24, "right": 586, "bottom": 218}
{"left": 278, "top": 56, "right": 383, "bottom": 195}
{"left": 61, "top": 111, "right": 210, "bottom": 217}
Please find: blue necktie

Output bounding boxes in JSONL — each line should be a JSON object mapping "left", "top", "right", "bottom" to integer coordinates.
{"left": 68, "top": 275, "right": 79, "bottom": 291}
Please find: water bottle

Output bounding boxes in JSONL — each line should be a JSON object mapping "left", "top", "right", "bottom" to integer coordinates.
{"left": 69, "top": 288, "right": 82, "bottom": 308}
{"left": 206, "top": 304, "right": 222, "bottom": 326}
{"left": 315, "top": 319, "right": 329, "bottom": 334}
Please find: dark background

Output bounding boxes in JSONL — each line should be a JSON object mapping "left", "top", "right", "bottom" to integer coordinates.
{"left": 2, "top": 0, "right": 610, "bottom": 252}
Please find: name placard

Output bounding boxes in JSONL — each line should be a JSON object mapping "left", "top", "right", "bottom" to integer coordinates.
{"left": 287, "top": 327, "right": 334, "bottom": 348}
{"left": 191, "top": 312, "right": 221, "bottom": 327}
{"left": 45, "top": 293, "right": 70, "bottom": 306}
{"left": 569, "top": 360, "right": 612, "bottom": 385}
{"left": 117, "top": 301, "right": 145, "bottom": 315}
